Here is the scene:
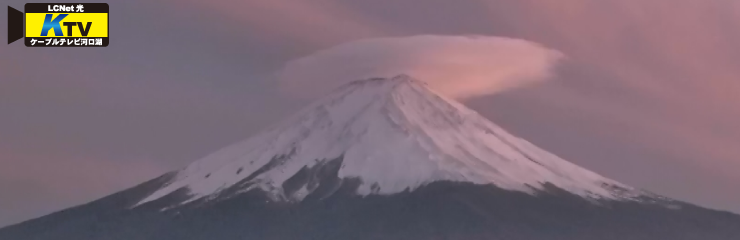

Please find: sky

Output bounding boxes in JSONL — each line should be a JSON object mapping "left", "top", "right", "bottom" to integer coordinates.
{"left": 1, "top": 0, "right": 739, "bottom": 227}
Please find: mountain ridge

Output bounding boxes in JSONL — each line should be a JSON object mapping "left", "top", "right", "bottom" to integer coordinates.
{"left": 136, "top": 75, "right": 648, "bottom": 208}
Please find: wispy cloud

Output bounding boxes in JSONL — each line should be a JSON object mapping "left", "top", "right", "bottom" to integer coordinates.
{"left": 277, "top": 35, "right": 564, "bottom": 100}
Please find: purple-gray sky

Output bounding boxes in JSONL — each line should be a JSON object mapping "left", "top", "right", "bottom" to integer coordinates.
{"left": 1, "top": 0, "right": 739, "bottom": 227}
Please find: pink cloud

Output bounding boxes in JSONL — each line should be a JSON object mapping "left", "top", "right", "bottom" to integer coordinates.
{"left": 277, "top": 35, "right": 564, "bottom": 100}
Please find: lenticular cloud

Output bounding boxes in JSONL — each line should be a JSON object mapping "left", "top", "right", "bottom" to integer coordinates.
{"left": 276, "top": 35, "right": 565, "bottom": 100}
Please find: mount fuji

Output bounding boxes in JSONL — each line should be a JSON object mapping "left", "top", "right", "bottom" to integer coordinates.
{"left": 1, "top": 75, "right": 739, "bottom": 240}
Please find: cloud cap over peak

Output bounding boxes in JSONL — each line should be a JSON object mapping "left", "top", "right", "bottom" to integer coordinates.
{"left": 277, "top": 35, "right": 565, "bottom": 100}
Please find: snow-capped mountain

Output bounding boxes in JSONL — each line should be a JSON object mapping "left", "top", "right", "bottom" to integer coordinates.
{"left": 138, "top": 75, "right": 641, "bottom": 207}
{"left": 1, "top": 75, "right": 738, "bottom": 240}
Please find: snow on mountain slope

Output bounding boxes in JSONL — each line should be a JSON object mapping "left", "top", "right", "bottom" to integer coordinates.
{"left": 137, "top": 75, "right": 644, "bottom": 206}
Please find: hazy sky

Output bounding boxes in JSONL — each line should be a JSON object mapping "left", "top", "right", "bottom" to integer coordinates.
{"left": 1, "top": 0, "right": 739, "bottom": 227}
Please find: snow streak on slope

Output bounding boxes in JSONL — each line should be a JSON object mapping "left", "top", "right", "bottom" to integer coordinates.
{"left": 137, "top": 75, "right": 642, "bottom": 206}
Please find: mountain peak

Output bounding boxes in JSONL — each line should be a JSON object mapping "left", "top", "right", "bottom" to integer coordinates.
{"left": 335, "top": 74, "right": 434, "bottom": 99}
{"left": 352, "top": 74, "right": 427, "bottom": 87}
{"left": 351, "top": 74, "right": 420, "bottom": 84}
{"left": 136, "top": 76, "right": 643, "bottom": 207}
{"left": 334, "top": 74, "right": 431, "bottom": 100}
